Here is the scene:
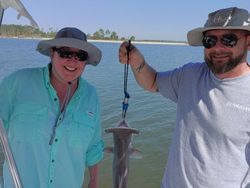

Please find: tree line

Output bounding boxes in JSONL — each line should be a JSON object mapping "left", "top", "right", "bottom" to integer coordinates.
{"left": 0, "top": 25, "right": 135, "bottom": 40}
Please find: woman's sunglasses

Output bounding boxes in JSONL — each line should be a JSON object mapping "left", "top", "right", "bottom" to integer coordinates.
{"left": 53, "top": 47, "right": 88, "bottom": 62}
{"left": 202, "top": 34, "right": 242, "bottom": 49}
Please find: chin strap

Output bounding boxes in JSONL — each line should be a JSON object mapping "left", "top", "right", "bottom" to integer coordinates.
{"left": 49, "top": 62, "right": 81, "bottom": 144}
{"left": 60, "top": 82, "right": 72, "bottom": 112}
{"left": 49, "top": 81, "right": 72, "bottom": 145}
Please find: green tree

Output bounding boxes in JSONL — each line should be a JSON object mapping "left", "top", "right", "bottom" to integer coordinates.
{"left": 130, "top": 36, "right": 136, "bottom": 41}
{"left": 92, "top": 31, "right": 101, "bottom": 39}
{"left": 98, "top": 28, "right": 105, "bottom": 39}
{"left": 110, "top": 31, "right": 118, "bottom": 40}
{"left": 105, "top": 29, "right": 111, "bottom": 39}
{"left": 0, "top": 25, "right": 132, "bottom": 41}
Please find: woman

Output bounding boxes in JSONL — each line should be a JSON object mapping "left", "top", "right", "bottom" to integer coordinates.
{"left": 0, "top": 27, "right": 104, "bottom": 188}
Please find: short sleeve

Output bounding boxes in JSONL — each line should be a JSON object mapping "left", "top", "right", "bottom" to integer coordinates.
{"left": 156, "top": 67, "right": 183, "bottom": 102}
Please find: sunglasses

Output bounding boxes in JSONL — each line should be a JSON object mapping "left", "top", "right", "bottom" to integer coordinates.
{"left": 53, "top": 47, "right": 88, "bottom": 62}
{"left": 202, "top": 34, "right": 241, "bottom": 49}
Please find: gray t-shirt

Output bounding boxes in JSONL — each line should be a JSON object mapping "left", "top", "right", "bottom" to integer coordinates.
{"left": 157, "top": 62, "right": 250, "bottom": 188}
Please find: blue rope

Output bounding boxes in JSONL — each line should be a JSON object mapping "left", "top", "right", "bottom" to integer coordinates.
{"left": 122, "top": 40, "right": 131, "bottom": 119}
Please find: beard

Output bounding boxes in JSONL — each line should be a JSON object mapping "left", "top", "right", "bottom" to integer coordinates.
{"left": 205, "top": 49, "right": 247, "bottom": 74}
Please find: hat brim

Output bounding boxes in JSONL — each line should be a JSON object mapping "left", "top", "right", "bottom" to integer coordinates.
{"left": 187, "top": 26, "right": 250, "bottom": 46}
{"left": 36, "top": 38, "right": 102, "bottom": 66}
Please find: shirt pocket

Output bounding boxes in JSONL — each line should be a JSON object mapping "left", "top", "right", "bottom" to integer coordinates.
{"left": 9, "top": 104, "right": 48, "bottom": 143}
{"left": 68, "top": 111, "right": 96, "bottom": 150}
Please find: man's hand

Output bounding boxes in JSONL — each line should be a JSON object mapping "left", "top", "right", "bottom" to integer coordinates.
{"left": 119, "top": 41, "right": 145, "bottom": 70}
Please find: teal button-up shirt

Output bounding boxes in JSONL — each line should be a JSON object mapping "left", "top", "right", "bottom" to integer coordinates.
{"left": 0, "top": 65, "right": 104, "bottom": 188}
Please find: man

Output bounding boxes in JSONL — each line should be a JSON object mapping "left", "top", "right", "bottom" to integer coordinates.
{"left": 0, "top": 27, "right": 104, "bottom": 188}
{"left": 119, "top": 7, "right": 250, "bottom": 188}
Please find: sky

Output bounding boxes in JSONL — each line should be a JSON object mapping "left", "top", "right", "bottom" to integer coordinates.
{"left": 2, "top": 0, "right": 250, "bottom": 41}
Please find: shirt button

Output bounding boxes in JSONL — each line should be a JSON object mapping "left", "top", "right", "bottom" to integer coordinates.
{"left": 54, "top": 98, "right": 57, "bottom": 101}
{"left": 52, "top": 159, "right": 55, "bottom": 163}
{"left": 55, "top": 138, "right": 58, "bottom": 142}
{"left": 50, "top": 180, "right": 53, "bottom": 183}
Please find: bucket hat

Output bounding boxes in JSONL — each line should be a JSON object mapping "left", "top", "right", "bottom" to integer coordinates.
{"left": 37, "top": 27, "right": 102, "bottom": 66}
{"left": 187, "top": 7, "right": 250, "bottom": 46}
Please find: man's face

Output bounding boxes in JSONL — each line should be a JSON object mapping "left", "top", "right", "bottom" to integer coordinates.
{"left": 203, "top": 29, "right": 249, "bottom": 75}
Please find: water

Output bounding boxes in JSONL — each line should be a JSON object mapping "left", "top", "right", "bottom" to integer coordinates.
{"left": 0, "top": 38, "right": 203, "bottom": 187}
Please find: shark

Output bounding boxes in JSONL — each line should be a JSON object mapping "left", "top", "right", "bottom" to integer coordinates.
{"left": 0, "top": 0, "right": 38, "bottom": 27}
{"left": 105, "top": 119, "right": 140, "bottom": 188}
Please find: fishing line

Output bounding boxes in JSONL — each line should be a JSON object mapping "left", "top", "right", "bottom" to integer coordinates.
{"left": 122, "top": 40, "right": 131, "bottom": 119}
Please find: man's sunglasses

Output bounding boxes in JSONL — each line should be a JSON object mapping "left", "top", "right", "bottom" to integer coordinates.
{"left": 53, "top": 47, "right": 88, "bottom": 62}
{"left": 202, "top": 34, "right": 242, "bottom": 49}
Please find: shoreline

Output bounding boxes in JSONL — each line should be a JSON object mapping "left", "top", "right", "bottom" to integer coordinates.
{"left": 0, "top": 36, "right": 188, "bottom": 46}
